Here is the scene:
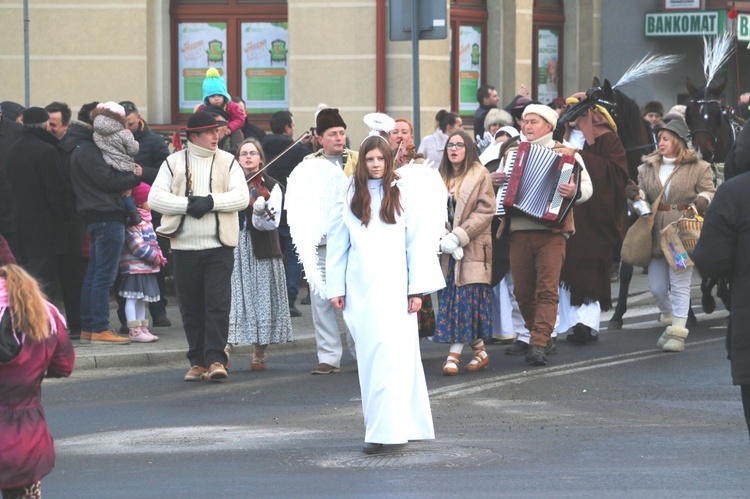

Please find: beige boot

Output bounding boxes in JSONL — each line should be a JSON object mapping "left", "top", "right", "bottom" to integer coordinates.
{"left": 659, "top": 312, "right": 673, "bottom": 326}
{"left": 661, "top": 317, "right": 688, "bottom": 352}
{"left": 657, "top": 316, "right": 680, "bottom": 348}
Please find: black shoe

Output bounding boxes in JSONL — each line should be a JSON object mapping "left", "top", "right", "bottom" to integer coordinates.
{"left": 289, "top": 300, "right": 302, "bottom": 317}
{"left": 119, "top": 324, "right": 129, "bottom": 335}
{"left": 686, "top": 308, "right": 698, "bottom": 327}
{"left": 526, "top": 344, "right": 547, "bottom": 366}
{"left": 363, "top": 442, "right": 384, "bottom": 455}
{"left": 68, "top": 329, "right": 81, "bottom": 340}
{"left": 151, "top": 315, "right": 172, "bottom": 327}
{"left": 567, "top": 323, "right": 597, "bottom": 345}
{"left": 505, "top": 340, "right": 529, "bottom": 355}
{"left": 545, "top": 338, "right": 558, "bottom": 355}
{"left": 300, "top": 293, "right": 311, "bottom": 305}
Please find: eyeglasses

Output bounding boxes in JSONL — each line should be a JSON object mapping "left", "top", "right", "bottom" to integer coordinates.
{"left": 446, "top": 142, "right": 465, "bottom": 150}
{"left": 239, "top": 151, "right": 260, "bottom": 157}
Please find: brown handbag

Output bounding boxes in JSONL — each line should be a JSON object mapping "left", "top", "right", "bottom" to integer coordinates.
{"left": 621, "top": 166, "right": 680, "bottom": 267}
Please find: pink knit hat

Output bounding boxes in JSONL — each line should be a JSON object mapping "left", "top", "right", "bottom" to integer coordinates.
{"left": 132, "top": 182, "right": 151, "bottom": 207}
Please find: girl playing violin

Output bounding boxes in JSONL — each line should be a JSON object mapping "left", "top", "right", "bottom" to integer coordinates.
{"left": 227, "top": 138, "right": 293, "bottom": 370}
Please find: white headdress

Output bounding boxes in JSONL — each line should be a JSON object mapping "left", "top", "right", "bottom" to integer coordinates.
{"left": 362, "top": 113, "right": 396, "bottom": 145}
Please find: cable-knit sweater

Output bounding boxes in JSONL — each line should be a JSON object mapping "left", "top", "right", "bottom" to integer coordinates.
{"left": 148, "top": 141, "right": 249, "bottom": 250}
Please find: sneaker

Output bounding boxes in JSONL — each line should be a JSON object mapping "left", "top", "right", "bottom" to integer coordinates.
{"left": 151, "top": 315, "right": 172, "bottom": 327}
{"left": 184, "top": 365, "right": 207, "bottom": 381}
{"left": 526, "top": 344, "right": 547, "bottom": 366}
{"left": 505, "top": 340, "right": 529, "bottom": 356}
{"left": 206, "top": 362, "right": 228, "bottom": 380}
{"left": 311, "top": 362, "right": 340, "bottom": 375}
{"left": 79, "top": 331, "right": 92, "bottom": 344}
{"left": 91, "top": 329, "right": 131, "bottom": 344}
{"left": 129, "top": 327, "right": 159, "bottom": 343}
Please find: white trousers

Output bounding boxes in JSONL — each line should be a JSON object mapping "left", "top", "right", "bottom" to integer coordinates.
{"left": 491, "top": 273, "right": 528, "bottom": 340}
{"left": 311, "top": 245, "right": 354, "bottom": 367}
{"left": 555, "top": 286, "right": 601, "bottom": 335}
{"left": 648, "top": 256, "right": 693, "bottom": 319}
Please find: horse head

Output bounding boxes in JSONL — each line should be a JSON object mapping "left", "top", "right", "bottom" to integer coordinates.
{"left": 685, "top": 76, "right": 728, "bottom": 161}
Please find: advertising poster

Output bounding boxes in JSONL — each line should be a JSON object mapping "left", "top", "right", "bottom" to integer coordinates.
{"left": 178, "top": 23, "right": 227, "bottom": 114}
{"left": 458, "top": 25, "right": 482, "bottom": 114}
{"left": 241, "top": 22, "right": 289, "bottom": 114}
{"left": 537, "top": 29, "right": 559, "bottom": 105}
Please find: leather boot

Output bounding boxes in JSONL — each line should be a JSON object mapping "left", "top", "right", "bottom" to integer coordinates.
{"left": 288, "top": 299, "right": 302, "bottom": 317}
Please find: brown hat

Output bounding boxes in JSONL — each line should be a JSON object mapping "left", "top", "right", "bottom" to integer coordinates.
{"left": 641, "top": 100, "right": 664, "bottom": 117}
{"left": 316, "top": 108, "right": 346, "bottom": 135}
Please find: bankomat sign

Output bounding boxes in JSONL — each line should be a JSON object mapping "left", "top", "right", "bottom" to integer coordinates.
{"left": 645, "top": 11, "right": 723, "bottom": 37}
{"left": 739, "top": 13, "right": 750, "bottom": 42}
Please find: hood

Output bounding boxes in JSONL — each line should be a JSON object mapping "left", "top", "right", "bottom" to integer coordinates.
{"left": 133, "top": 118, "right": 151, "bottom": 140}
{"left": 59, "top": 121, "right": 93, "bottom": 153}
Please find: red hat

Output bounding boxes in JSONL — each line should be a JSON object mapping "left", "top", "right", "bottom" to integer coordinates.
{"left": 132, "top": 182, "right": 151, "bottom": 207}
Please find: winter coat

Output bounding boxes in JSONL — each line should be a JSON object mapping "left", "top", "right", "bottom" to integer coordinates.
{"left": 724, "top": 120, "right": 750, "bottom": 181}
{"left": 0, "top": 298, "right": 75, "bottom": 489}
{"left": 68, "top": 125, "right": 141, "bottom": 225}
{"left": 440, "top": 162, "right": 495, "bottom": 286}
{"left": 0, "top": 117, "right": 22, "bottom": 235}
{"left": 132, "top": 119, "right": 170, "bottom": 185}
{"left": 119, "top": 209, "right": 164, "bottom": 275}
{"left": 261, "top": 134, "right": 313, "bottom": 189}
{"left": 692, "top": 173, "right": 750, "bottom": 385}
{"left": 637, "top": 152, "right": 715, "bottom": 257}
{"left": 6, "top": 128, "right": 74, "bottom": 259}
{"left": 92, "top": 108, "right": 139, "bottom": 173}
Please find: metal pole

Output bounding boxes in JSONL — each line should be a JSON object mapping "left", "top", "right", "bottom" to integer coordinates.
{"left": 411, "top": 0, "right": 421, "bottom": 146}
{"left": 23, "top": 0, "right": 30, "bottom": 107}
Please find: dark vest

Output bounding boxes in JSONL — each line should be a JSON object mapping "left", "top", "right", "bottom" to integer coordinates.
{"left": 247, "top": 173, "right": 282, "bottom": 259}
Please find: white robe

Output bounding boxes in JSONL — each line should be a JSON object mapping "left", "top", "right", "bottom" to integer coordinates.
{"left": 327, "top": 178, "right": 445, "bottom": 444}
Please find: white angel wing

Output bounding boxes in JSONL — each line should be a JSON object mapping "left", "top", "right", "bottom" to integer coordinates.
{"left": 285, "top": 158, "right": 350, "bottom": 299}
{"left": 396, "top": 159, "right": 448, "bottom": 250}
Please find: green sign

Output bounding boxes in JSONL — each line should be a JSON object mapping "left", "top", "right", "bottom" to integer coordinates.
{"left": 739, "top": 13, "right": 750, "bottom": 42}
{"left": 645, "top": 10, "right": 725, "bottom": 37}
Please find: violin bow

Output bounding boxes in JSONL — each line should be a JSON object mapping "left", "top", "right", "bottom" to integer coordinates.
{"left": 245, "top": 130, "right": 312, "bottom": 184}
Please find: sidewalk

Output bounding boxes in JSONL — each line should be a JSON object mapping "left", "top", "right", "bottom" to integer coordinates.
{"left": 71, "top": 268, "right": 705, "bottom": 371}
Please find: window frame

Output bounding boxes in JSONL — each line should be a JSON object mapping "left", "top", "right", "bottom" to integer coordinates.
{"left": 449, "top": 4, "right": 488, "bottom": 119}
{"left": 532, "top": 0, "right": 564, "bottom": 103}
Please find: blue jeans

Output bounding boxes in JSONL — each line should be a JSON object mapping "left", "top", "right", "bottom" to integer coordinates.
{"left": 81, "top": 221, "right": 125, "bottom": 332}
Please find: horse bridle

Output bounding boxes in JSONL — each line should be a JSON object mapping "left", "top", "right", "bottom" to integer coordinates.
{"left": 687, "top": 98, "right": 721, "bottom": 155}
{"left": 595, "top": 92, "right": 655, "bottom": 153}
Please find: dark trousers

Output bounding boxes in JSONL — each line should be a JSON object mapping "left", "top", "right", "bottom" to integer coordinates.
{"left": 23, "top": 254, "right": 84, "bottom": 334}
{"left": 172, "top": 247, "right": 234, "bottom": 367}
{"left": 742, "top": 385, "right": 750, "bottom": 438}
{"left": 278, "top": 224, "right": 303, "bottom": 302}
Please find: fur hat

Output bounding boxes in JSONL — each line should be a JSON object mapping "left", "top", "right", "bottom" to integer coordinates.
{"left": 523, "top": 104, "right": 558, "bottom": 129}
{"left": 655, "top": 119, "right": 690, "bottom": 146}
{"left": 202, "top": 68, "right": 231, "bottom": 106}
{"left": 641, "top": 100, "right": 664, "bottom": 117}
{"left": 21, "top": 107, "right": 50, "bottom": 126}
{"left": 316, "top": 108, "right": 346, "bottom": 135}
{"left": 0, "top": 234, "right": 16, "bottom": 267}
{"left": 132, "top": 182, "right": 151, "bottom": 207}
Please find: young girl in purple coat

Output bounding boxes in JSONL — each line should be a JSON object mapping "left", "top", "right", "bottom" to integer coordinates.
{"left": 119, "top": 183, "right": 167, "bottom": 342}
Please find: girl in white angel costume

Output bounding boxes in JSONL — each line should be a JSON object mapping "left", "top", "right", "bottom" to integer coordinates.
{"left": 326, "top": 131, "right": 446, "bottom": 455}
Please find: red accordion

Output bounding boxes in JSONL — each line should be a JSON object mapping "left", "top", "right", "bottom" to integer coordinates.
{"left": 495, "top": 141, "right": 580, "bottom": 228}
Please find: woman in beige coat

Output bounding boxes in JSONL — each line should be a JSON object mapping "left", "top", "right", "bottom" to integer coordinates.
{"left": 626, "top": 120, "right": 714, "bottom": 352}
{"left": 433, "top": 131, "right": 495, "bottom": 374}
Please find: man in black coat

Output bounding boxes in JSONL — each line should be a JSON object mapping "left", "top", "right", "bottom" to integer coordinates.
{"left": 693, "top": 173, "right": 750, "bottom": 438}
{"left": 119, "top": 101, "right": 172, "bottom": 327}
{"left": 261, "top": 110, "right": 312, "bottom": 317}
{"left": 7, "top": 107, "right": 82, "bottom": 337}
{"left": 0, "top": 103, "right": 23, "bottom": 256}
{"left": 473, "top": 85, "right": 499, "bottom": 139}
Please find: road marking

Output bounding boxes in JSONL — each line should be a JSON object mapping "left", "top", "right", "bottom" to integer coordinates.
{"left": 430, "top": 338, "right": 724, "bottom": 400}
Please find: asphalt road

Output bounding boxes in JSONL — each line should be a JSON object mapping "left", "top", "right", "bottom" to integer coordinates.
{"left": 38, "top": 307, "right": 750, "bottom": 498}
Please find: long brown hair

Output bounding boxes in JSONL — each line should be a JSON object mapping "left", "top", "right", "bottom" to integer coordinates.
{"left": 351, "top": 136, "right": 402, "bottom": 226}
{"left": 643, "top": 130, "right": 699, "bottom": 166}
{"left": 440, "top": 130, "right": 481, "bottom": 192}
{"left": 0, "top": 264, "right": 51, "bottom": 342}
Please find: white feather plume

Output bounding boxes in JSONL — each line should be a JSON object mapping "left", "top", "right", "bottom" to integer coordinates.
{"left": 285, "top": 158, "right": 350, "bottom": 299}
{"left": 363, "top": 113, "right": 396, "bottom": 134}
{"left": 702, "top": 31, "right": 735, "bottom": 87}
{"left": 613, "top": 53, "right": 684, "bottom": 89}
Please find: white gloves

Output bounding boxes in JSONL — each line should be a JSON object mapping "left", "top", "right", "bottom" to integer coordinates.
{"left": 253, "top": 197, "right": 267, "bottom": 216}
{"left": 440, "top": 233, "right": 464, "bottom": 260}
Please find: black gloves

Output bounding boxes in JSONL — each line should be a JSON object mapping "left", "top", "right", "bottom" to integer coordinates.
{"left": 186, "top": 195, "right": 214, "bottom": 219}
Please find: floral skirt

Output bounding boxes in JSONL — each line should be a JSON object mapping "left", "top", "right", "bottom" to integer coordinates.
{"left": 432, "top": 258, "right": 492, "bottom": 344}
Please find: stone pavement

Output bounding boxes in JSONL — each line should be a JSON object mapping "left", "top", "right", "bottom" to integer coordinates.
{"left": 71, "top": 268, "right": 707, "bottom": 371}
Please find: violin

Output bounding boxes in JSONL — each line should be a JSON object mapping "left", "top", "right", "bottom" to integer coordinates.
{"left": 247, "top": 174, "right": 275, "bottom": 221}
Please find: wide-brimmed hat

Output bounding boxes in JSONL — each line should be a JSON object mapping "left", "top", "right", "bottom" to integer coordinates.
{"left": 172, "top": 111, "right": 221, "bottom": 150}
{"left": 655, "top": 119, "right": 690, "bottom": 145}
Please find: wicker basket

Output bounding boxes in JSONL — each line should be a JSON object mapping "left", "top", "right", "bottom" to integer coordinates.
{"left": 676, "top": 205, "right": 702, "bottom": 256}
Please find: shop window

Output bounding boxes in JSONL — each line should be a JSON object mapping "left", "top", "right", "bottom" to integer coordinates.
{"left": 170, "top": 0, "right": 288, "bottom": 124}
{"left": 449, "top": 1, "right": 488, "bottom": 117}
{"left": 532, "top": 0, "right": 564, "bottom": 104}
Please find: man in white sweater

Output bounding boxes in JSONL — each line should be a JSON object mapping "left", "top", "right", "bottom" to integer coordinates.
{"left": 149, "top": 111, "right": 249, "bottom": 381}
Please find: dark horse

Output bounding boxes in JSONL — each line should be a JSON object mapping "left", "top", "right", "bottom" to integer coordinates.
{"left": 589, "top": 78, "right": 656, "bottom": 329}
{"left": 684, "top": 77, "right": 739, "bottom": 313}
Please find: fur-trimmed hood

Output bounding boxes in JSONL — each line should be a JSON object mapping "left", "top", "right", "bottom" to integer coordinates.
{"left": 91, "top": 108, "right": 126, "bottom": 136}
